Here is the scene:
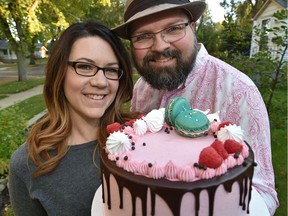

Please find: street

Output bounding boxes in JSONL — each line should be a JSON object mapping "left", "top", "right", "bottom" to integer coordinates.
{"left": 0, "top": 64, "right": 46, "bottom": 84}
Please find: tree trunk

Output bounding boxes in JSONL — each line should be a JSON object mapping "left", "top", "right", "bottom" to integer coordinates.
{"left": 29, "top": 54, "right": 36, "bottom": 65}
{"left": 16, "top": 50, "right": 28, "bottom": 81}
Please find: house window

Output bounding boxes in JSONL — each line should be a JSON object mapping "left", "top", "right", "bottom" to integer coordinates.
{"left": 3, "top": 49, "right": 8, "bottom": 55}
{"left": 259, "top": 19, "right": 270, "bottom": 51}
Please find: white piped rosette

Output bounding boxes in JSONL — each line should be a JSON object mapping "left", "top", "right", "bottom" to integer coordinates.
{"left": 133, "top": 119, "right": 148, "bottom": 136}
{"left": 217, "top": 124, "right": 244, "bottom": 143}
{"left": 106, "top": 131, "right": 131, "bottom": 155}
{"left": 142, "top": 108, "right": 165, "bottom": 133}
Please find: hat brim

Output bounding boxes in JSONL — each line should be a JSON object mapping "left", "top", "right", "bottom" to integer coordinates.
{"left": 113, "top": 1, "right": 206, "bottom": 39}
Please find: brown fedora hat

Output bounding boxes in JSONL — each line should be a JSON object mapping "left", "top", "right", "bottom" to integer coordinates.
{"left": 113, "top": 0, "right": 207, "bottom": 39}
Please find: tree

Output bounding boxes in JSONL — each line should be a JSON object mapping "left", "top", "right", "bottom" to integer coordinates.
{"left": 85, "top": 0, "right": 124, "bottom": 27}
{"left": 257, "top": 10, "right": 287, "bottom": 112}
{"left": 0, "top": 0, "right": 67, "bottom": 81}
{"left": 197, "top": 6, "right": 222, "bottom": 57}
{"left": 218, "top": 0, "right": 266, "bottom": 59}
{"left": 0, "top": 0, "right": 104, "bottom": 81}
{"left": 221, "top": 9, "right": 287, "bottom": 113}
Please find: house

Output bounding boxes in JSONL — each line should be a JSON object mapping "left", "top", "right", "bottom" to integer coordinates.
{"left": 0, "top": 40, "right": 17, "bottom": 63}
{"left": 34, "top": 43, "right": 48, "bottom": 58}
{"left": 250, "top": 0, "right": 287, "bottom": 60}
{"left": 0, "top": 40, "right": 49, "bottom": 63}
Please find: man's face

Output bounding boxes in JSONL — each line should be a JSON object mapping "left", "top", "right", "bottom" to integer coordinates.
{"left": 130, "top": 9, "right": 198, "bottom": 90}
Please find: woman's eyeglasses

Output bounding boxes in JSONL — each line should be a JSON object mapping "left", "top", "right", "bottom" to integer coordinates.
{"left": 67, "top": 61, "right": 123, "bottom": 80}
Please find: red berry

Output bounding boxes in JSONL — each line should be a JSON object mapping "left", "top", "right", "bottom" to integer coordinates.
{"left": 106, "top": 122, "right": 122, "bottom": 135}
{"left": 125, "top": 119, "right": 136, "bottom": 127}
{"left": 224, "top": 139, "right": 243, "bottom": 153}
{"left": 199, "top": 146, "right": 223, "bottom": 169}
{"left": 137, "top": 114, "right": 146, "bottom": 119}
{"left": 211, "top": 140, "right": 229, "bottom": 159}
{"left": 218, "top": 121, "right": 232, "bottom": 130}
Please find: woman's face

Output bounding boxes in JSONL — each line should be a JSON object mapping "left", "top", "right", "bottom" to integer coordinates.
{"left": 64, "top": 36, "right": 120, "bottom": 123}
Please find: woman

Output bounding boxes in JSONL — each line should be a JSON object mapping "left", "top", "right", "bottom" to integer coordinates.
{"left": 9, "top": 20, "right": 135, "bottom": 216}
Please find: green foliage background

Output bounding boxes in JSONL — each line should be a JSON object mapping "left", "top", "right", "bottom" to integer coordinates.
{"left": 0, "top": 0, "right": 287, "bottom": 215}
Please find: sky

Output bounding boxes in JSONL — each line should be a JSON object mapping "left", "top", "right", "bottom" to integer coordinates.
{"left": 206, "top": 0, "right": 225, "bottom": 23}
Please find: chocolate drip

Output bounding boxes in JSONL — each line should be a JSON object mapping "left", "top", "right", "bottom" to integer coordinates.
{"left": 207, "top": 187, "right": 217, "bottom": 216}
{"left": 101, "top": 145, "right": 254, "bottom": 216}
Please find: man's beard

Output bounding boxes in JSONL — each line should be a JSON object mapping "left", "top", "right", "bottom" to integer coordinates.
{"left": 132, "top": 44, "right": 198, "bottom": 91}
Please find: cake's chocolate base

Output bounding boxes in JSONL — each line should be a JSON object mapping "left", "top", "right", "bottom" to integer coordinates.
{"left": 101, "top": 145, "right": 255, "bottom": 216}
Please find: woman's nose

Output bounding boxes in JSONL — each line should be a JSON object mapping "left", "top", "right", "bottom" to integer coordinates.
{"left": 89, "top": 69, "right": 108, "bottom": 87}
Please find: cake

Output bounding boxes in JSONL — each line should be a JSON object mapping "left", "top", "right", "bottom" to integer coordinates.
{"left": 100, "top": 97, "right": 256, "bottom": 216}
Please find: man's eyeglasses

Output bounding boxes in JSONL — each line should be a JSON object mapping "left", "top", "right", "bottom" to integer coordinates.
{"left": 67, "top": 61, "right": 123, "bottom": 80}
{"left": 131, "top": 22, "right": 190, "bottom": 50}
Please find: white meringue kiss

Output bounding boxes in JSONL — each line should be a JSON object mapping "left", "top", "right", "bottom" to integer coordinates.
{"left": 133, "top": 119, "right": 148, "bottom": 136}
{"left": 217, "top": 124, "right": 244, "bottom": 143}
{"left": 106, "top": 131, "right": 131, "bottom": 155}
{"left": 142, "top": 108, "right": 165, "bottom": 133}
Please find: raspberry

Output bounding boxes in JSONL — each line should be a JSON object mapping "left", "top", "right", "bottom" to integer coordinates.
{"left": 137, "top": 114, "right": 146, "bottom": 119}
{"left": 106, "top": 122, "right": 122, "bottom": 135}
{"left": 218, "top": 121, "right": 232, "bottom": 130}
{"left": 199, "top": 146, "right": 223, "bottom": 169}
{"left": 125, "top": 119, "right": 136, "bottom": 127}
{"left": 211, "top": 140, "right": 229, "bottom": 159}
{"left": 224, "top": 139, "right": 243, "bottom": 153}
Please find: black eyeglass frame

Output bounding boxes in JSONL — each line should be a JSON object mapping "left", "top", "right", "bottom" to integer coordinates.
{"left": 67, "top": 61, "right": 123, "bottom": 80}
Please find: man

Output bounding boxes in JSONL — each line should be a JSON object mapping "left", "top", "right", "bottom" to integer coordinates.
{"left": 113, "top": 0, "right": 279, "bottom": 214}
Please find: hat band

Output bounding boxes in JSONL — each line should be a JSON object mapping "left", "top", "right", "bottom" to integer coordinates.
{"left": 124, "top": 0, "right": 191, "bottom": 21}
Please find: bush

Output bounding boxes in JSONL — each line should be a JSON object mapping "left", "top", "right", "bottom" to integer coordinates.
{"left": 0, "top": 107, "right": 27, "bottom": 178}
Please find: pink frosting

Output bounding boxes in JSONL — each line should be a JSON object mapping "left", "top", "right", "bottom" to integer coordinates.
{"left": 116, "top": 159, "right": 125, "bottom": 168}
{"left": 215, "top": 163, "right": 228, "bottom": 176}
{"left": 224, "top": 155, "right": 237, "bottom": 169}
{"left": 198, "top": 168, "right": 216, "bottom": 179}
{"left": 164, "top": 161, "right": 179, "bottom": 180}
{"left": 178, "top": 165, "right": 196, "bottom": 182}
{"left": 108, "top": 154, "right": 118, "bottom": 161}
{"left": 122, "top": 126, "right": 134, "bottom": 134}
{"left": 241, "top": 143, "right": 249, "bottom": 158}
{"left": 148, "top": 163, "right": 165, "bottom": 179}
{"left": 124, "top": 162, "right": 139, "bottom": 173}
{"left": 137, "top": 161, "right": 149, "bottom": 175}
{"left": 235, "top": 154, "right": 244, "bottom": 166}
{"left": 210, "top": 121, "right": 220, "bottom": 133}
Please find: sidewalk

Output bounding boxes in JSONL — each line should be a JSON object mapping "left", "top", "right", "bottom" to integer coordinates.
{"left": 0, "top": 84, "right": 44, "bottom": 111}
{"left": 0, "top": 84, "right": 46, "bottom": 126}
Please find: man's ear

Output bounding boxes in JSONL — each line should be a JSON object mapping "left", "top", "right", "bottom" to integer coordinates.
{"left": 190, "top": 21, "right": 196, "bottom": 30}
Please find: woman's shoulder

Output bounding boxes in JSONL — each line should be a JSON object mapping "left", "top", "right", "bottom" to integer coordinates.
{"left": 10, "top": 143, "right": 29, "bottom": 171}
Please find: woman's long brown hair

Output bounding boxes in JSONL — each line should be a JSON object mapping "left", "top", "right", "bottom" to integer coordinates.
{"left": 27, "top": 20, "right": 137, "bottom": 177}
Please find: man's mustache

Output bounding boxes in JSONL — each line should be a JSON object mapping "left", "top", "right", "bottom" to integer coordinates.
{"left": 144, "top": 49, "right": 180, "bottom": 62}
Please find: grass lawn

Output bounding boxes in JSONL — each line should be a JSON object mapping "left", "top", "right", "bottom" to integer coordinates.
{"left": 0, "top": 75, "right": 287, "bottom": 216}
{"left": 6, "top": 94, "right": 46, "bottom": 120}
{"left": 261, "top": 87, "right": 287, "bottom": 216}
{"left": 0, "top": 78, "right": 45, "bottom": 95}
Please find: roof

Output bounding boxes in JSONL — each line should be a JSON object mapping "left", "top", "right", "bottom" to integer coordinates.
{"left": 253, "top": 0, "right": 287, "bottom": 20}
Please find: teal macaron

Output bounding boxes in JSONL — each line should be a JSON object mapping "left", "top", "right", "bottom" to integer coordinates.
{"left": 165, "top": 97, "right": 191, "bottom": 126}
{"left": 174, "top": 109, "right": 210, "bottom": 138}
